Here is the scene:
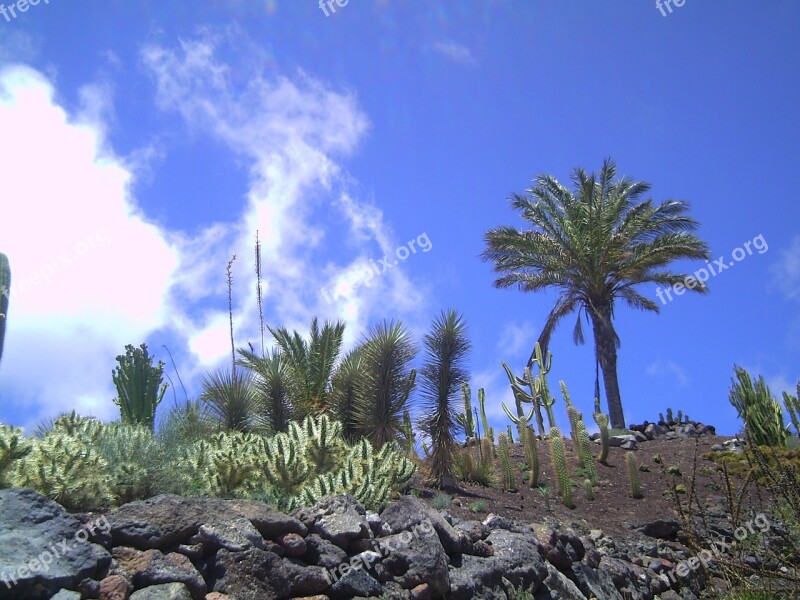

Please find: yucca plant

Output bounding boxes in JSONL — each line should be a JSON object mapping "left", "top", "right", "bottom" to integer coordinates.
{"left": 353, "top": 320, "right": 417, "bottom": 448}
{"left": 419, "top": 309, "right": 471, "bottom": 487}
{"left": 268, "top": 317, "right": 345, "bottom": 416}
{"left": 482, "top": 159, "right": 710, "bottom": 428}
{"left": 112, "top": 343, "right": 168, "bottom": 431}
{"left": 329, "top": 346, "right": 367, "bottom": 442}
{"left": 200, "top": 367, "right": 260, "bottom": 433}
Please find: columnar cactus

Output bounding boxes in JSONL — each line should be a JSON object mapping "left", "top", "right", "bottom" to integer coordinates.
{"left": 478, "top": 388, "right": 493, "bottom": 445}
{"left": 112, "top": 343, "right": 168, "bottom": 431}
{"left": 507, "top": 425, "right": 514, "bottom": 444}
{"left": 0, "top": 252, "right": 9, "bottom": 369}
{"left": 548, "top": 427, "right": 572, "bottom": 507}
{"left": 593, "top": 397, "right": 611, "bottom": 465}
{"left": 626, "top": 452, "right": 642, "bottom": 498}
{"left": 783, "top": 383, "right": 800, "bottom": 437}
{"left": 502, "top": 361, "right": 546, "bottom": 438}
{"left": 502, "top": 401, "right": 539, "bottom": 486}
{"left": 497, "top": 433, "right": 515, "bottom": 491}
{"left": 402, "top": 409, "right": 417, "bottom": 457}
{"left": 584, "top": 478, "right": 594, "bottom": 501}
{"left": 532, "top": 344, "right": 558, "bottom": 430}
{"left": 577, "top": 425, "right": 598, "bottom": 484}
{"left": 456, "top": 382, "right": 476, "bottom": 438}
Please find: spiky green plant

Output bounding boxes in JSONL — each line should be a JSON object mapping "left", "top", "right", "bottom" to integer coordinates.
{"left": 567, "top": 405, "right": 582, "bottom": 449}
{"left": 532, "top": 344, "right": 558, "bottom": 429}
{"left": 677, "top": 410, "right": 683, "bottom": 423}
{"left": 419, "top": 310, "right": 471, "bottom": 487}
{"left": 457, "top": 382, "right": 476, "bottom": 439}
{"left": 728, "top": 366, "right": 787, "bottom": 447}
{"left": 593, "top": 396, "right": 611, "bottom": 464}
{"left": 200, "top": 367, "right": 260, "bottom": 433}
{"left": 402, "top": 410, "right": 416, "bottom": 457}
{"left": 353, "top": 320, "right": 417, "bottom": 448}
{"left": 502, "top": 399, "right": 539, "bottom": 486}
{"left": 0, "top": 252, "right": 9, "bottom": 370}
{"left": 157, "top": 400, "right": 215, "bottom": 448}
{"left": 15, "top": 432, "right": 113, "bottom": 510}
{"left": 507, "top": 425, "right": 514, "bottom": 443}
{"left": 237, "top": 347, "right": 294, "bottom": 434}
{"left": 0, "top": 424, "right": 31, "bottom": 487}
{"left": 329, "top": 346, "right": 367, "bottom": 442}
{"left": 481, "top": 159, "right": 711, "bottom": 429}
{"left": 548, "top": 427, "right": 572, "bottom": 507}
{"left": 783, "top": 383, "right": 800, "bottom": 437}
{"left": 666, "top": 407, "right": 674, "bottom": 424}
{"left": 577, "top": 424, "right": 598, "bottom": 484}
{"left": 112, "top": 343, "right": 168, "bottom": 431}
{"left": 626, "top": 452, "right": 642, "bottom": 498}
{"left": 268, "top": 317, "right": 345, "bottom": 416}
{"left": 497, "top": 433, "right": 516, "bottom": 491}
{"left": 584, "top": 478, "right": 594, "bottom": 501}
{"left": 477, "top": 388, "right": 492, "bottom": 445}
{"left": 502, "top": 362, "right": 545, "bottom": 438}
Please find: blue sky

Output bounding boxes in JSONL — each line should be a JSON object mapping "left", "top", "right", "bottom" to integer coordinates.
{"left": 0, "top": 1, "right": 798, "bottom": 436}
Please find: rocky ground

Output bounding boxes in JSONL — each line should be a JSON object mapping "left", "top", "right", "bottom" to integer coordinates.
{"left": 0, "top": 419, "right": 795, "bottom": 600}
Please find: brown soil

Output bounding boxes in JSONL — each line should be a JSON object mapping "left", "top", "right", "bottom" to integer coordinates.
{"left": 409, "top": 434, "right": 753, "bottom": 538}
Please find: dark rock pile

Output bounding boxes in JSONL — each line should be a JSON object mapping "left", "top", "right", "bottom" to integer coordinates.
{"left": 1, "top": 487, "right": 731, "bottom": 599}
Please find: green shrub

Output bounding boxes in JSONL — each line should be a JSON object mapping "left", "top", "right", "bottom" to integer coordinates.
{"left": 432, "top": 492, "right": 452, "bottom": 510}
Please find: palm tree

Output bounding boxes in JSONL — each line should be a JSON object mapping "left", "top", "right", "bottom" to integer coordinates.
{"left": 237, "top": 348, "right": 294, "bottom": 434}
{"left": 199, "top": 367, "right": 260, "bottom": 432}
{"left": 353, "top": 320, "right": 417, "bottom": 448}
{"left": 269, "top": 317, "right": 345, "bottom": 416}
{"left": 419, "top": 309, "right": 471, "bottom": 487}
{"left": 482, "top": 159, "right": 710, "bottom": 428}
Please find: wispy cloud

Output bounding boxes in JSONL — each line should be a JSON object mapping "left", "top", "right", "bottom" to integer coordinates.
{"left": 496, "top": 320, "right": 536, "bottom": 358}
{"left": 432, "top": 40, "right": 476, "bottom": 66}
{"left": 646, "top": 358, "right": 689, "bottom": 387}
{"left": 771, "top": 235, "right": 800, "bottom": 301}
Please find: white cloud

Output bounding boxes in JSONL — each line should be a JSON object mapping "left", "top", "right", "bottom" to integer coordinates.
{"left": 646, "top": 358, "right": 689, "bottom": 387}
{"left": 432, "top": 40, "right": 476, "bottom": 66}
{"left": 771, "top": 235, "right": 800, "bottom": 301}
{"left": 0, "top": 65, "right": 179, "bottom": 428}
{"left": 496, "top": 320, "right": 537, "bottom": 357}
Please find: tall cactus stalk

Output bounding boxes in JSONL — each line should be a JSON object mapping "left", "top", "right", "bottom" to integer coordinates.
{"left": 402, "top": 409, "right": 417, "bottom": 457}
{"left": 626, "top": 452, "right": 643, "bottom": 498}
{"left": 593, "top": 397, "right": 611, "bottom": 465}
{"left": 112, "top": 343, "right": 168, "bottom": 431}
{"left": 457, "top": 382, "right": 476, "bottom": 439}
{"left": 532, "top": 343, "right": 558, "bottom": 430}
{"left": 549, "top": 427, "right": 572, "bottom": 507}
{"left": 0, "top": 252, "right": 9, "bottom": 369}
{"left": 502, "top": 401, "right": 539, "bottom": 486}
{"left": 497, "top": 433, "right": 516, "bottom": 491}
{"left": 478, "top": 388, "right": 493, "bottom": 445}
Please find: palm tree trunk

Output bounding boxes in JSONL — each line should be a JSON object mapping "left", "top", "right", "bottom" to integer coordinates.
{"left": 590, "top": 304, "right": 626, "bottom": 429}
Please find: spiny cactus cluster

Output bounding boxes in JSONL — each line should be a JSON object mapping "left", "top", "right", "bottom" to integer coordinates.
{"left": 179, "top": 414, "right": 414, "bottom": 511}
{"left": 0, "top": 414, "right": 415, "bottom": 513}
{"left": 501, "top": 396, "right": 539, "bottom": 487}
{"left": 502, "top": 342, "right": 557, "bottom": 438}
{"left": 729, "top": 366, "right": 787, "bottom": 447}
{"left": 112, "top": 344, "right": 168, "bottom": 431}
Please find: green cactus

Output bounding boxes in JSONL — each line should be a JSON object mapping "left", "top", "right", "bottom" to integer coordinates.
{"left": 659, "top": 412, "right": 665, "bottom": 425}
{"left": 0, "top": 424, "right": 31, "bottom": 487}
{"left": 532, "top": 344, "right": 558, "bottom": 430}
{"left": 567, "top": 405, "right": 582, "bottom": 448}
{"left": 112, "top": 343, "right": 168, "bottom": 431}
{"left": 784, "top": 383, "right": 800, "bottom": 437}
{"left": 477, "top": 388, "right": 493, "bottom": 445}
{"left": 666, "top": 407, "right": 674, "bottom": 424}
{"left": 456, "top": 382, "right": 476, "bottom": 438}
{"left": 548, "top": 427, "right": 572, "bottom": 507}
{"left": 507, "top": 425, "right": 514, "bottom": 444}
{"left": 577, "top": 424, "right": 598, "bottom": 484}
{"left": 593, "top": 399, "right": 611, "bottom": 465}
{"left": 584, "top": 478, "right": 594, "bottom": 501}
{"left": 502, "top": 361, "right": 546, "bottom": 438}
{"left": 502, "top": 401, "right": 539, "bottom": 486}
{"left": 402, "top": 409, "right": 417, "bottom": 457}
{"left": 497, "top": 433, "right": 516, "bottom": 490}
{"left": 626, "top": 452, "right": 642, "bottom": 498}
{"left": 677, "top": 410, "right": 683, "bottom": 424}
{"left": 729, "top": 366, "right": 786, "bottom": 447}
{"left": 0, "top": 252, "right": 9, "bottom": 369}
